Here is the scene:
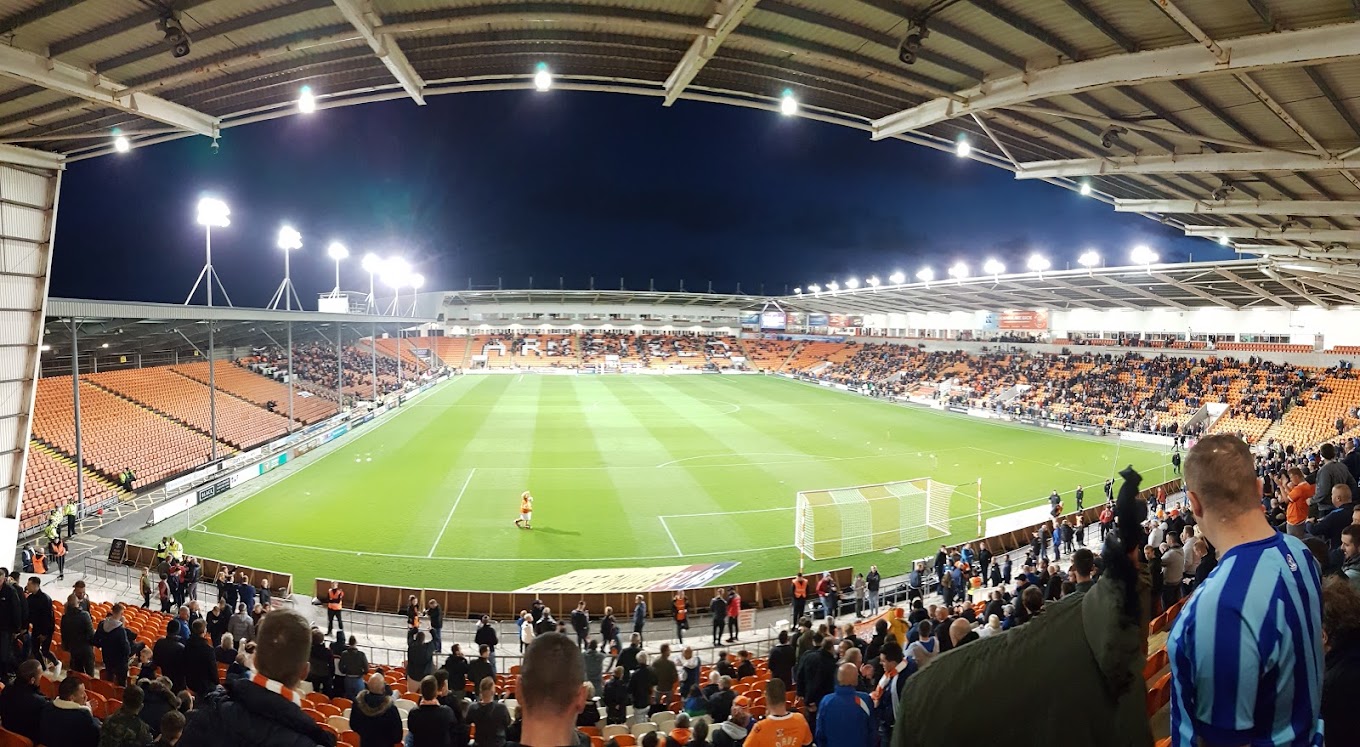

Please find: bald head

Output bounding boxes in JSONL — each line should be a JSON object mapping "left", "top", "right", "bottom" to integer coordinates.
{"left": 836, "top": 662, "right": 857, "bottom": 686}
{"left": 366, "top": 673, "right": 386, "bottom": 694}
{"left": 949, "top": 618, "right": 972, "bottom": 646}
{"left": 1184, "top": 434, "right": 1259, "bottom": 519}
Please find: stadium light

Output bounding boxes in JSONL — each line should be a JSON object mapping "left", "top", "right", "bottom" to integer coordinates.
{"left": 298, "top": 85, "right": 317, "bottom": 114}
{"left": 1130, "top": 244, "right": 1159, "bottom": 266}
{"left": 112, "top": 128, "right": 130, "bottom": 153}
{"left": 534, "top": 62, "right": 553, "bottom": 92}
{"left": 916, "top": 267, "right": 934, "bottom": 283}
{"left": 780, "top": 88, "right": 798, "bottom": 116}
{"left": 409, "top": 273, "right": 425, "bottom": 315}
{"left": 808, "top": 283, "right": 821, "bottom": 294}
{"left": 361, "top": 252, "right": 382, "bottom": 313}
{"left": 268, "top": 225, "right": 303, "bottom": 311}
{"left": 866, "top": 276, "right": 880, "bottom": 288}
{"left": 983, "top": 258, "right": 1005, "bottom": 277}
{"left": 327, "top": 242, "right": 348, "bottom": 296}
{"left": 845, "top": 278, "right": 860, "bottom": 289}
{"left": 794, "top": 287, "right": 802, "bottom": 295}
{"left": 827, "top": 280, "right": 840, "bottom": 292}
{"left": 1026, "top": 253, "right": 1050, "bottom": 273}
{"left": 888, "top": 271, "right": 905, "bottom": 285}
{"left": 955, "top": 136, "right": 971, "bottom": 158}
{"left": 947, "top": 262, "right": 969, "bottom": 281}
{"left": 1078, "top": 250, "right": 1101, "bottom": 269}
{"left": 1218, "top": 235, "right": 1231, "bottom": 246}
{"left": 1079, "top": 180, "right": 1092, "bottom": 197}
{"left": 383, "top": 256, "right": 411, "bottom": 315}
{"left": 187, "top": 197, "right": 231, "bottom": 308}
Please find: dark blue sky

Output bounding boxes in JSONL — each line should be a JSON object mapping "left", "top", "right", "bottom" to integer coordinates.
{"left": 52, "top": 90, "right": 1228, "bottom": 305}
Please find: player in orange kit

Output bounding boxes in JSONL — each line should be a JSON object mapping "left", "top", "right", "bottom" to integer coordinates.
{"left": 515, "top": 490, "right": 534, "bottom": 529}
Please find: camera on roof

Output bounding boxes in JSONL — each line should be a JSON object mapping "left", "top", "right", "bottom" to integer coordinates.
{"left": 157, "top": 12, "right": 191, "bottom": 58}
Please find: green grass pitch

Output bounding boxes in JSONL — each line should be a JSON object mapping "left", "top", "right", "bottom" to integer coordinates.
{"left": 165, "top": 374, "right": 1170, "bottom": 591}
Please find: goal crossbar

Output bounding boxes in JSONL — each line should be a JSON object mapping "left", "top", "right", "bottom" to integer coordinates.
{"left": 794, "top": 477, "right": 953, "bottom": 561}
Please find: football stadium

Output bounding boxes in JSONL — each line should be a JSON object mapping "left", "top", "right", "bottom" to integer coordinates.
{"left": 0, "top": 2, "right": 1357, "bottom": 746}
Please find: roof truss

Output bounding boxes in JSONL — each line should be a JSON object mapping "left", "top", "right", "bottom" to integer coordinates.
{"left": 331, "top": 0, "right": 426, "bottom": 105}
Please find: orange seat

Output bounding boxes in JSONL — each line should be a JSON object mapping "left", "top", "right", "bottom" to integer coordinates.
{"left": 339, "top": 733, "right": 360, "bottom": 747}
{"left": 0, "top": 727, "right": 33, "bottom": 747}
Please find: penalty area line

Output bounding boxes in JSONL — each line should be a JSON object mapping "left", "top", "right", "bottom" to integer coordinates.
{"left": 428, "top": 468, "right": 476, "bottom": 558}
{"left": 658, "top": 516, "right": 683, "bottom": 557}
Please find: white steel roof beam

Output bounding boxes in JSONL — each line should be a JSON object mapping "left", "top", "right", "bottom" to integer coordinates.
{"left": 1187, "top": 226, "right": 1360, "bottom": 242}
{"left": 1150, "top": 273, "right": 1239, "bottom": 309}
{"left": 1116, "top": 199, "right": 1360, "bottom": 216}
{"left": 870, "top": 20, "right": 1360, "bottom": 139}
{"left": 1260, "top": 267, "right": 1327, "bottom": 309}
{"left": 1212, "top": 268, "right": 1295, "bottom": 309}
{"left": 1016, "top": 151, "right": 1360, "bottom": 179}
{"left": 1042, "top": 277, "right": 1142, "bottom": 310}
{"left": 1092, "top": 275, "right": 1191, "bottom": 309}
{"left": 331, "top": 0, "right": 426, "bottom": 105}
{"left": 0, "top": 44, "right": 216, "bottom": 137}
{"left": 663, "top": 0, "right": 761, "bottom": 106}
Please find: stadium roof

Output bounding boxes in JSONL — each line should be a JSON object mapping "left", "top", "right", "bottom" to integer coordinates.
{"left": 41, "top": 298, "right": 431, "bottom": 357}
{"left": 2, "top": 1, "right": 1360, "bottom": 270}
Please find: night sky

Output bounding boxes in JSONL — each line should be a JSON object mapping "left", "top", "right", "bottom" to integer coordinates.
{"left": 51, "top": 91, "right": 1230, "bottom": 306}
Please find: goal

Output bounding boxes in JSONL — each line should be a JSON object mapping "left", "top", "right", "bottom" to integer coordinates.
{"left": 794, "top": 477, "right": 954, "bottom": 561}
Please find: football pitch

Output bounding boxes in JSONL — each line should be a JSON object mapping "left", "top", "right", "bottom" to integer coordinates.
{"left": 150, "top": 374, "right": 1170, "bottom": 591}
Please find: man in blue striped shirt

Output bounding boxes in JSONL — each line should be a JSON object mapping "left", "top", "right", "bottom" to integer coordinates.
{"left": 1169, "top": 435, "right": 1324, "bottom": 746}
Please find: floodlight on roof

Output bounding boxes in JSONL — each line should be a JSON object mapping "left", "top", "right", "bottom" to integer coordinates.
{"left": 534, "top": 62, "right": 553, "bottom": 92}
{"left": 196, "top": 197, "right": 229, "bottom": 228}
{"left": 298, "top": 85, "right": 317, "bottom": 114}
{"left": 1079, "top": 180, "right": 1092, "bottom": 197}
{"left": 845, "top": 278, "right": 860, "bottom": 289}
{"left": 112, "top": 128, "right": 130, "bottom": 153}
{"left": 383, "top": 256, "right": 411, "bottom": 289}
{"left": 794, "top": 287, "right": 802, "bottom": 295}
{"left": 947, "top": 262, "right": 969, "bottom": 280}
{"left": 277, "top": 225, "right": 302, "bottom": 251}
{"left": 1130, "top": 245, "right": 1159, "bottom": 265}
{"left": 888, "top": 271, "right": 905, "bottom": 285}
{"left": 327, "top": 242, "right": 349, "bottom": 261}
{"left": 808, "top": 283, "right": 821, "bottom": 294}
{"left": 362, "top": 253, "right": 382, "bottom": 273}
{"left": 916, "top": 267, "right": 933, "bottom": 283}
{"left": 955, "top": 136, "right": 971, "bottom": 158}
{"left": 827, "top": 280, "right": 840, "bottom": 291}
{"left": 780, "top": 88, "right": 798, "bottom": 116}
{"left": 1078, "top": 250, "right": 1100, "bottom": 268}
{"left": 983, "top": 258, "right": 1005, "bottom": 276}
{"left": 410, "top": 273, "right": 425, "bottom": 290}
{"left": 866, "top": 276, "right": 879, "bottom": 288}
{"left": 1026, "top": 254, "right": 1050, "bottom": 273}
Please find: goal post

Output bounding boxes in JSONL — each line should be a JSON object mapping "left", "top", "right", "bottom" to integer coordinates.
{"left": 794, "top": 477, "right": 954, "bottom": 561}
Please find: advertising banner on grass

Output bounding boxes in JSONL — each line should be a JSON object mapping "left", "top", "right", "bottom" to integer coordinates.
{"left": 516, "top": 561, "right": 740, "bottom": 594}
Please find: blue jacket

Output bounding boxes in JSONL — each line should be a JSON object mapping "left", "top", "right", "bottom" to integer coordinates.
{"left": 816, "top": 685, "right": 876, "bottom": 747}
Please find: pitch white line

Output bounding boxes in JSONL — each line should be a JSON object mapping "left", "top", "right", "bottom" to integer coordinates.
{"left": 661, "top": 506, "right": 794, "bottom": 519}
{"left": 188, "top": 526, "right": 797, "bottom": 563}
{"left": 428, "top": 469, "right": 476, "bottom": 557}
{"left": 658, "top": 516, "right": 683, "bottom": 557}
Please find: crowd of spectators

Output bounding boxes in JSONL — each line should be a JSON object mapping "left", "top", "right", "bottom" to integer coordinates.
{"left": 249, "top": 344, "right": 421, "bottom": 399}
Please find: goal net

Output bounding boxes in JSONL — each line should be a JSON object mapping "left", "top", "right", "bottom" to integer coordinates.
{"left": 794, "top": 477, "right": 954, "bottom": 561}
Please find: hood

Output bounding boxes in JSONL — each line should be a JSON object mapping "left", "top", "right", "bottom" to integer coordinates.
{"left": 101, "top": 617, "right": 124, "bottom": 633}
{"left": 355, "top": 692, "right": 393, "bottom": 717}
{"left": 718, "top": 721, "right": 748, "bottom": 739}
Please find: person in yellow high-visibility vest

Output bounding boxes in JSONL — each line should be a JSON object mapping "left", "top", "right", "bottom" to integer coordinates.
{"left": 326, "top": 580, "right": 344, "bottom": 635}
{"left": 62, "top": 502, "right": 77, "bottom": 538}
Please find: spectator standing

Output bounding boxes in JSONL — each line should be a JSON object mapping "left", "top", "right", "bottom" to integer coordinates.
{"left": 725, "top": 590, "right": 741, "bottom": 643}
{"left": 40, "top": 676, "right": 100, "bottom": 747}
{"left": 474, "top": 616, "right": 499, "bottom": 671}
{"left": 515, "top": 634, "right": 590, "bottom": 747}
{"left": 851, "top": 574, "right": 866, "bottom": 618}
{"left": 205, "top": 601, "right": 228, "bottom": 647}
{"left": 865, "top": 566, "right": 881, "bottom": 615}
{"left": 906, "top": 562, "right": 923, "bottom": 603}
{"left": 1307, "top": 484, "right": 1356, "bottom": 552}
{"left": 466, "top": 677, "right": 510, "bottom": 747}
{"left": 628, "top": 652, "right": 655, "bottom": 720}
{"left": 227, "top": 604, "right": 254, "bottom": 645}
{"left": 182, "top": 610, "right": 339, "bottom": 746}
{"left": 340, "top": 637, "right": 371, "bottom": 698}
{"left": 100, "top": 684, "right": 153, "bottom": 747}
{"left": 1161, "top": 534, "right": 1186, "bottom": 607}
{"left": 183, "top": 620, "right": 219, "bottom": 696}
{"left": 442, "top": 644, "right": 469, "bottom": 697}
{"left": 652, "top": 644, "right": 678, "bottom": 704}
{"left": 426, "top": 599, "right": 444, "bottom": 654}
{"left": 710, "top": 590, "right": 727, "bottom": 647}
{"left": 406, "top": 676, "right": 455, "bottom": 747}
{"left": 1313, "top": 443, "right": 1357, "bottom": 521}
{"left": 1277, "top": 467, "right": 1314, "bottom": 538}
{"left": 406, "top": 629, "right": 435, "bottom": 686}
{"left": 602, "top": 667, "right": 629, "bottom": 725}
{"left": 26, "top": 576, "right": 57, "bottom": 670}
{"left": 349, "top": 673, "right": 403, "bottom": 747}
{"left": 63, "top": 597, "right": 97, "bottom": 676}
{"left": 599, "top": 607, "right": 620, "bottom": 654}
{"left": 678, "top": 646, "right": 701, "bottom": 699}
{"left": 814, "top": 664, "right": 873, "bottom": 747}
{"left": 571, "top": 602, "right": 590, "bottom": 648}
{"left": 766, "top": 631, "right": 795, "bottom": 691}
{"left": 96, "top": 603, "right": 135, "bottom": 686}
{"left": 632, "top": 596, "right": 647, "bottom": 643}
{"left": 582, "top": 639, "right": 606, "bottom": 696}
{"left": 1320, "top": 577, "right": 1360, "bottom": 745}
{"left": 469, "top": 645, "right": 495, "bottom": 691}
{"left": 325, "top": 581, "right": 345, "bottom": 636}
{"left": 746, "top": 679, "right": 810, "bottom": 747}
{"left": 0, "top": 659, "right": 47, "bottom": 744}
{"left": 794, "top": 639, "right": 836, "bottom": 734}
{"left": 1168, "top": 436, "right": 1323, "bottom": 747}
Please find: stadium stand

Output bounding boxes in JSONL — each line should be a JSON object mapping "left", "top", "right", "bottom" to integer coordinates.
{"left": 739, "top": 340, "right": 801, "bottom": 371}
{"left": 87, "top": 368, "right": 292, "bottom": 450}
{"left": 172, "top": 361, "right": 338, "bottom": 425}
{"left": 20, "top": 443, "right": 120, "bottom": 530}
{"left": 32, "top": 376, "right": 220, "bottom": 487}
